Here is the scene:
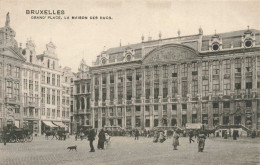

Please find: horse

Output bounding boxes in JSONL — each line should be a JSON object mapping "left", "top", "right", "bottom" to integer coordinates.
{"left": 45, "top": 131, "right": 57, "bottom": 140}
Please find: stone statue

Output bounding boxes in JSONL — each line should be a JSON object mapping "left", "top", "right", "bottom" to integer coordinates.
{"left": 199, "top": 26, "right": 203, "bottom": 35}
{"left": 5, "top": 12, "right": 10, "bottom": 26}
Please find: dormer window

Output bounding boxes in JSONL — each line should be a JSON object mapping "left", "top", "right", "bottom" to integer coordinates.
{"left": 101, "top": 58, "right": 106, "bottom": 64}
{"left": 244, "top": 39, "right": 252, "bottom": 48}
{"left": 126, "top": 55, "right": 131, "bottom": 62}
{"left": 212, "top": 43, "right": 220, "bottom": 51}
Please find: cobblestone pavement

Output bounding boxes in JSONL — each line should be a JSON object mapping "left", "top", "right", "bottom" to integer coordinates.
{"left": 0, "top": 135, "right": 259, "bottom": 165}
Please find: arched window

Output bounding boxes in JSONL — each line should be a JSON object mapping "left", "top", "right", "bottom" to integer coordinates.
{"left": 47, "top": 59, "right": 50, "bottom": 68}
{"left": 81, "top": 97, "right": 85, "bottom": 109}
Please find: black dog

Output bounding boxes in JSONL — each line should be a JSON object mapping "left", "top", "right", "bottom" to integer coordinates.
{"left": 67, "top": 145, "right": 77, "bottom": 151}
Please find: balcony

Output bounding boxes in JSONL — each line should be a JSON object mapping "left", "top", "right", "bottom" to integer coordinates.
{"left": 5, "top": 97, "right": 19, "bottom": 105}
{"left": 135, "top": 99, "right": 141, "bottom": 103}
{"left": 126, "top": 100, "right": 132, "bottom": 104}
{"left": 202, "top": 75, "right": 209, "bottom": 80}
{"left": 118, "top": 100, "right": 123, "bottom": 105}
{"left": 171, "top": 98, "right": 178, "bottom": 102}
{"left": 154, "top": 99, "right": 159, "bottom": 103}
{"left": 145, "top": 99, "right": 150, "bottom": 103}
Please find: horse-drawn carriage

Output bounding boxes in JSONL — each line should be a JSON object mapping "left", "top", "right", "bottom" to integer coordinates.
{"left": 0, "top": 127, "right": 33, "bottom": 143}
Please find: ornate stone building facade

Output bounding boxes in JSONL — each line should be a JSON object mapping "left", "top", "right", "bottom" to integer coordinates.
{"left": 90, "top": 28, "right": 260, "bottom": 131}
{"left": 0, "top": 13, "right": 25, "bottom": 129}
{"left": 72, "top": 59, "right": 91, "bottom": 133}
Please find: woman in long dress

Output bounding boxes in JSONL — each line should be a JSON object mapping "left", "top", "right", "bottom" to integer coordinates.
{"left": 172, "top": 131, "right": 179, "bottom": 150}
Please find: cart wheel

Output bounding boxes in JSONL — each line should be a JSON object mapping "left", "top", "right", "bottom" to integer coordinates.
{"left": 10, "top": 136, "right": 16, "bottom": 143}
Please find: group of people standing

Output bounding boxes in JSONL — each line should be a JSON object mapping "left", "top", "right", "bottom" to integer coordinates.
{"left": 86, "top": 128, "right": 110, "bottom": 152}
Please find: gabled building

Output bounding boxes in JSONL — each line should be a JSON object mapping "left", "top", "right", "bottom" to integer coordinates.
{"left": 37, "top": 42, "right": 64, "bottom": 133}
{"left": 21, "top": 39, "right": 41, "bottom": 133}
{"left": 0, "top": 12, "right": 25, "bottom": 128}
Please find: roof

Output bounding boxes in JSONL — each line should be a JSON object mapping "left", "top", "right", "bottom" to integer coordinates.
{"left": 202, "top": 29, "right": 260, "bottom": 40}
{"left": 105, "top": 43, "right": 142, "bottom": 54}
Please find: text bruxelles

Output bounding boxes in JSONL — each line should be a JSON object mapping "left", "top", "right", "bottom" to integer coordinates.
{"left": 26, "top": 10, "right": 65, "bottom": 15}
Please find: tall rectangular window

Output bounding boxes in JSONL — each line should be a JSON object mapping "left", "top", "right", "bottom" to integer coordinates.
{"left": 47, "top": 88, "right": 50, "bottom": 104}
{"left": 145, "top": 67, "right": 150, "bottom": 80}
{"left": 181, "top": 63, "right": 188, "bottom": 77}
{"left": 145, "top": 87, "right": 150, "bottom": 99}
{"left": 163, "top": 82, "right": 168, "bottom": 98}
{"left": 136, "top": 68, "right": 142, "bottom": 81}
{"left": 154, "top": 83, "right": 159, "bottom": 99}
{"left": 15, "top": 67, "right": 20, "bottom": 78}
{"left": 182, "top": 81, "right": 188, "bottom": 97}
{"left": 57, "top": 90, "right": 60, "bottom": 106}
{"left": 57, "top": 75, "right": 60, "bottom": 86}
{"left": 163, "top": 65, "right": 168, "bottom": 78}
{"left": 224, "top": 79, "right": 231, "bottom": 95}
{"left": 223, "top": 59, "right": 231, "bottom": 74}
{"left": 202, "top": 80, "right": 209, "bottom": 97}
{"left": 118, "top": 87, "right": 123, "bottom": 100}
{"left": 110, "top": 87, "right": 114, "bottom": 101}
{"left": 35, "top": 81, "right": 39, "bottom": 92}
{"left": 213, "top": 61, "right": 219, "bottom": 75}
{"left": 52, "top": 74, "right": 55, "bottom": 86}
{"left": 29, "top": 80, "right": 33, "bottom": 90}
{"left": 102, "top": 73, "right": 107, "bottom": 84}
{"left": 257, "top": 57, "right": 260, "bottom": 71}
{"left": 52, "top": 109, "right": 55, "bottom": 118}
{"left": 235, "top": 58, "right": 241, "bottom": 73}
{"left": 154, "top": 66, "right": 159, "bottom": 79}
{"left": 118, "top": 71, "right": 123, "bottom": 83}
{"left": 202, "top": 61, "right": 209, "bottom": 75}
{"left": 14, "top": 83, "right": 19, "bottom": 100}
{"left": 191, "top": 62, "right": 198, "bottom": 76}
{"left": 136, "top": 85, "right": 142, "bottom": 99}
{"left": 172, "top": 81, "right": 178, "bottom": 98}
{"left": 7, "top": 64, "right": 12, "bottom": 76}
{"left": 41, "top": 71, "right": 45, "bottom": 84}
{"left": 172, "top": 64, "right": 178, "bottom": 77}
{"left": 191, "top": 80, "right": 198, "bottom": 97}
{"left": 52, "top": 89, "right": 55, "bottom": 105}
{"left": 47, "top": 108, "right": 50, "bottom": 117}
{"left": 6, "top": 81, "right": 12, "bottom": 98}
{"left": 47, "top": 73, "right": 50, "bottom": 84}
{"left": 41, "top": 88, "right": 45, "bottom": 104}
{"left": 24, "top": 79, "right": 27, "bottom": 89}
{"left": 245, "top": 57, "right": 252, "bottom": 72}
{"left": 110, "top": 72, "right": 114, "bottom": 83}
{"left": 126, "top": 70, "right": 132, "bottom": 82}
{"left": 212, "top": 79, "right": 220, "bottom": 95}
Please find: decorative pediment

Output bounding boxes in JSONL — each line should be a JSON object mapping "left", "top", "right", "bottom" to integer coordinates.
{"left": 1, "top": 47, "right": 26, "bottom": 61}
{"left": 142, "top": 44, "right": 198, "bottom": 64}
{"left": 123, "top": 47, "right": 135, "bottom": 62}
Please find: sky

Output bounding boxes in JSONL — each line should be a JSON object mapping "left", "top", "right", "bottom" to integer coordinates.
{"left": 0, "top": 0, "right": 260, "bottom": 72}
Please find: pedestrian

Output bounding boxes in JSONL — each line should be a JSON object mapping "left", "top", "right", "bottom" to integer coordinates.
{"left": 159, "top": 131, "right": 166, "bottom": 143}
{"left": 88, "top": 128, "right": 96, "bottom": 152}
{"left": 97, "top": 129, "right": 106, "bottom": 149}
{"left": 233, "top": 131, "right": 237, "bottom": 140}
{"left": 198, "top": 133, "right": 206, "bottom": 152}
{"left": 134, "top": 129, "right": 139, "bottom": 140}
{"left": 224, "top": 131, "right": 228, "bottom": 139}
{"left": 189, "top": 131, "right": 194, "bottom": 143}
{"left": 172, "top": 131, "right": 179, "bottom": 150}
{"left": 3, "top": 126, "right": 7, "bottom": 146}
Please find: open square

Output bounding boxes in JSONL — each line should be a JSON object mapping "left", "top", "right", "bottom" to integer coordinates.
{"left": 0, "top": 136, "right": 259, "bottom": 165}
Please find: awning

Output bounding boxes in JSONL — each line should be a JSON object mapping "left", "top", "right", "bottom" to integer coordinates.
{"left": 43, "top": 121, "right": 58, "bottom": 128}
{"left": 53, "top": 121, "right": 68, "bottom": 128}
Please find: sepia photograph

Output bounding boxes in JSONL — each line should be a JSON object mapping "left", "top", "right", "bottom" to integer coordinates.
{"left": 0, "top": 0, "right": 260, "bottom": 164}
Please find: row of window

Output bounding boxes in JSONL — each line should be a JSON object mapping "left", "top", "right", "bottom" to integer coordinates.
{"left": 23, "top": 79, "right": 39, "bottom": 91}
{"left": 41, "top": 88, "right": 61, "bottom": 105}
{"left": 41, "top": 72, "right": 61, "bottom": 86}
{"left": 95, "top": 57, "right": 259, "bottom": 85}
{"left": 41, "top": 108, "right": 69, "bottom": 118}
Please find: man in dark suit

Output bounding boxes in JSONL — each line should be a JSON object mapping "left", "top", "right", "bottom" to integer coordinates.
{"left": 88, "top": 128, "right": 96, "bottom": 152}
